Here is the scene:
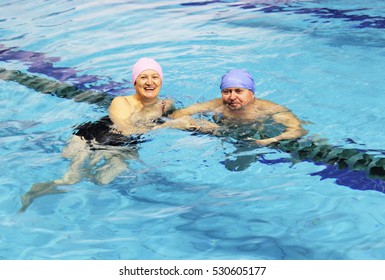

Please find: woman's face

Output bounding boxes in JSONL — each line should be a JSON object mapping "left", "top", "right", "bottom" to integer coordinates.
{"left": 134, "top": 69, "right": 162, "bottom": 100}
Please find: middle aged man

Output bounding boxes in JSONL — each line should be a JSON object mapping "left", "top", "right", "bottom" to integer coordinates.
{"left": 170, "top": 69, "right": 308, "bottom": 146}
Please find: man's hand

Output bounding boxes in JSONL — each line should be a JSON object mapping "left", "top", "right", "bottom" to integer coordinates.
{"left": 253, "top": 137, "right": 278, "bottom": 146}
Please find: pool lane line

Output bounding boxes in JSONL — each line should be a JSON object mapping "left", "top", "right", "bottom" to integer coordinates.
{"left": 275, "top": 138, "right": 385, "bottom": 191}
{"left": 222, "top": 138, "right": 385, "bottom": 193}
{"left": 0, "top": 44, "right": 130, "bottom": 96}
{"left": 0, "top": 68, "right": 112, "bottom": 107}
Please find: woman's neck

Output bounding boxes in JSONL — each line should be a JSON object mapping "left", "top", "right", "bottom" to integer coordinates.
{"left": 134, "top": 94, "right": 158, "bottom": 107}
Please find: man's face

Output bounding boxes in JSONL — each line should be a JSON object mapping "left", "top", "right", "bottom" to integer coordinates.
{"left": 221, "top": 87, "right": 254, "bottom": 110}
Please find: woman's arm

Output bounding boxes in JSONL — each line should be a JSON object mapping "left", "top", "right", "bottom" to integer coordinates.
{"left": 164, "top": 98, "right": 222, "bottom": 132}
{"left": 108, "top": 96, "right": 135, "bottom": 135}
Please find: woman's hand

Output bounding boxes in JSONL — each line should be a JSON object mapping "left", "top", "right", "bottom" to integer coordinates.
{"left": 158, "top": 116, "right": 220, "bottom": 134}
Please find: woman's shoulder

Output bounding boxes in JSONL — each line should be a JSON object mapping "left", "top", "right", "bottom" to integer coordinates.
{"left": 110, "top": 95, "right": 136, "bottom": 108}
{"left": 109, "top": 95, "right": 136, "bottom": 118}
{"left": 111, "top": 95, "right": 132, "bottom": 103}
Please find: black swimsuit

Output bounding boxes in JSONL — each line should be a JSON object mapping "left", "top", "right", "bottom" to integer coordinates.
{"left": 73, "top": 116, "right": 145, "bottom": 147}
{"left": 73, "top": 105, "right": 175, "bottom": 148}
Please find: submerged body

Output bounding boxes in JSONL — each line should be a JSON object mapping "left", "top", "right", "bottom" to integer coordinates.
{"left": 170, "top": 69, "right": 307, "bottom": 145}
{"left": 17, "top": 58, "right": 176, "bottom": 211}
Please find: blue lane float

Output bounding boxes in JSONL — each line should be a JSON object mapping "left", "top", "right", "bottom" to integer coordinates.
{"left": 0, "top": 68, "right": 112, "bottom": 107}
{"left": 0, "top": 44, "right": 129, "bottom": 95}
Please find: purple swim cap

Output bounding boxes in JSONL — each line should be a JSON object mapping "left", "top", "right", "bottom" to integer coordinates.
{"left": 131, "top": 57, "right": 163, "bottom": 85}
{"left": 220, "top": 69, "right": 255, "bottom": 92}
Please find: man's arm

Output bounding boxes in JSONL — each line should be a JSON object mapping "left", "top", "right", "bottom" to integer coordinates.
{"left": 157, "top": 116, "right": 220, "bottom": 134}
{"left": 254, "top": 110, "right": 307, "bottom": 146}
{"left": 249, "top": 100, "right": 307, "bottom": 146}
{"left": 169, "top": 98, "right": 223, "bottom": 118}
{"left": 163, "top": 98, "right": 222, "bottom": 132}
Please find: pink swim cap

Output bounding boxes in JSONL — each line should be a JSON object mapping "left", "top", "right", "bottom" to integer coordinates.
{"left": 131, "top": 57, "right": 163, "bottom": 85}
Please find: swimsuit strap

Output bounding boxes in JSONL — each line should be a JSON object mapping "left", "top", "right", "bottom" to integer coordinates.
{"left": 161, "top": 100, "right": 166, "bottom": 115}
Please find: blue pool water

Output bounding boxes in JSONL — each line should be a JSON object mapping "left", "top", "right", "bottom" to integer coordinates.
{"left": 1, "top": 0, "right": 385, "bottom": 260}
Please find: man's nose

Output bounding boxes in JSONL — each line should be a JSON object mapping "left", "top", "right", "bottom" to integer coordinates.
{"left": 229, "top": 91, "right": 237, "bottom": 99}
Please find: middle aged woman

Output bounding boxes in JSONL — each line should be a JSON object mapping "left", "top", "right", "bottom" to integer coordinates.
{"left": 21, "top": 57, "right": 175, "bottom": 211}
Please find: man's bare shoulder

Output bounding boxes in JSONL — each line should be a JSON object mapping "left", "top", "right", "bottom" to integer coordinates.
{"left": 255, "top": 98, "right": 287, "bottom": 113}
{"left": 193, "top": 98, "right": 224, "bottom": 113}
{"left": 170, "top": 98, "right": 222, "bottom": 118}
{"left": 204, "top": 98, "right": 223, "bottom": 107}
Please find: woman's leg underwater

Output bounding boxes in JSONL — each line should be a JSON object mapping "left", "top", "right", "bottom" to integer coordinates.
{"left": 20, "top": 136, "right": 90, "bottom": 212}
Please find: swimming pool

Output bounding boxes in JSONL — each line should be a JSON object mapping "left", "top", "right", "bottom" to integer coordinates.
{"left": 1, "top": 0, "right": 385, "bottom": 260}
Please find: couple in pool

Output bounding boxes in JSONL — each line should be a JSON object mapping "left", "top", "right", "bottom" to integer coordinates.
{"left": 20, "top": 57, "right": 307, "bottom": 211}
